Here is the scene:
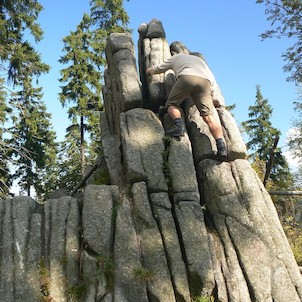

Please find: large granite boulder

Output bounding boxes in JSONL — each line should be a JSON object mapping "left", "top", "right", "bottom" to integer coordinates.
{"left": 1, "top": 20, "right": 301, "bottom": 302}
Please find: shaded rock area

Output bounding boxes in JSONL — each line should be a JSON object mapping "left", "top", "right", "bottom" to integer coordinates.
{"left": 1, "top": 19, "right": 301, "bottom": 302}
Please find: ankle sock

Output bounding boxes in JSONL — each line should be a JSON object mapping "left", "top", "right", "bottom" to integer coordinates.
{"left": 216, "top": 138, "right": 226, "bottom": 149}
{"left": 216, "top": 138, "right": 224, "bottom": 145}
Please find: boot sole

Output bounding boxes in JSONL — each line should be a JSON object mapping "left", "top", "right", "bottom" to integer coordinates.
{"left": 165, "top": 132, "right": 185, "bottom": 137}
{"left": 218, "top": 155, "right": 227, "bottom": 161}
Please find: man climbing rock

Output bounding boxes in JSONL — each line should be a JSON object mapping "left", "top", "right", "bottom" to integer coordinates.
{"left": 146, "top": 41, "right": 227, "bottom": 160}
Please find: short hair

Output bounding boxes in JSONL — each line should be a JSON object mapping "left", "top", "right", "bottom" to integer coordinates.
{"left": 169, "top": 41, "right": 190, "bottom": 55}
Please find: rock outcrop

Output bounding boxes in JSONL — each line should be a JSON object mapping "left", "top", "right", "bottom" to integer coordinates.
{"left": 1, "top": 19, "right": 301, "bottom": 302}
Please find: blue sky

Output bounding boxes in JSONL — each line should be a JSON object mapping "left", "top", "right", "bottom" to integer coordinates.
{"left": 35, "top": 0, "right": 299, "bottom": 166}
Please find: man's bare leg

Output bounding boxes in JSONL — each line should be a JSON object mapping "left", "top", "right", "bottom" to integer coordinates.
{"left": 165, "top": 105, "right": 184, "bottom": 137}
{"left": 202, "top": 114, "right": 227, "bottom": 160}
{"left": 202, "top": 115, "right": 223, "bottom": 140}
{"left": 167, "top": 105, "right": 182, "bottom": 119}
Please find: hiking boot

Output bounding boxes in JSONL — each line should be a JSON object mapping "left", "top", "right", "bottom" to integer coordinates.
{"left": 217, "top": 148, "right": 227, "bottom": 160}
{"left": 165, "top": 118, "right": 185, "bottom": 137}
{"left": 216, "top": 139, "right": 227, "bottom": 160}
{"left": 165, "top": 125, "right": 185, "bottom": 137}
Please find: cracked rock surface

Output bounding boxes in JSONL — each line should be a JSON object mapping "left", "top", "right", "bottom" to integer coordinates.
{"left": 1, "top": 20, "right": 301, "bottom": 301}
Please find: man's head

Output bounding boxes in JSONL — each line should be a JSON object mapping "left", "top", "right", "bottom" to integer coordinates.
{"left": 170, "top": 41, "right": 190, "bottom": 55}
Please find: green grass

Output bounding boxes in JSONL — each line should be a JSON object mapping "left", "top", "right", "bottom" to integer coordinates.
{"left": 191, "top": 295, "right": 214, "bottom": 302}
{"left": 96, "top": 255, "right": 115, "bottom": 291}
{"left": 133, "top": 266, "right": 155, "bottom": 283}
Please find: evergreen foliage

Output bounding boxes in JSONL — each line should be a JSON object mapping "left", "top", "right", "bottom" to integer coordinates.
{"left": 256, "top": 0, "right": 302, "bottom": 84}
{"left": 57, "top": 129, "right": 83, "bottom": 192}
{"left": 90, "top": 0, "right": 130, "bottom": 33}
{"left": 58, "top": 13, "right": 103, "bottom": 181}
{"left": 288, "top": 100, "right": 302, "bottom": 168}
{"left": 0, "top": 0, "right": 57, "bottom": 198}
{"left": 0, "top": 0, "right": 46, "bottom": 84}
{"left": 287, "top": 99, "right": 302, "bottom": 193}
{"left": 256, "top": 0, "right": 302, "bottom": 188}
{"left": 58, "top": 1, "right": 130, "bottom": 190}
{"left": 242, "top": 85, "right": 292, "bottom": 188}
{"left": 0, "top": 79, "right": 11, "bottom": 197}
{"left": 7, "top": 76, "right": 57, "bottom": 197}
{"left": 250, "top": 156, "right": 275, "bottom": 190}
{"left": 242, "top": 84, "right": 301, "bottom": 264}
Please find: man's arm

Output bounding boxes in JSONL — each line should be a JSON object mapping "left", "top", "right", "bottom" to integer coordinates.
{"left": 146, "top": 57, "right": 174, "bottom": 75}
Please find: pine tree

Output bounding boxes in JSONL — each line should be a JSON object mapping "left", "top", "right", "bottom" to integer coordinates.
{"left": 0, "top": 0, "right": 58, "bottom": 195}
{"left": 0, "top": 0, "right": 58, "bottom": 198}
{"left": 90, "top": 0, "right": 130, "bottom": 33}
{"left": 242, "top": 85, "right": 292, "bottom": 188}
{"left": 0, "top": 0, "right": 45, "bottom": 84}
{"left": 0, "top": 78, "right": 11, "bottom": 197}
{"left": 88, "top": 0, "right": 130, "bottom": 159}
{"left": 59, "top": 13, "right": 103, "bottom": 177}
{"left": 37, "top": 138, "right": 60, "bottom": 200}
{"left": 7, "top": 77, "right": 57, "bottom": 197}
{"left": 57, "top": 1, "right": 130, "bottom": 190}
{"left": 57, "top": 124, "right": 83, "bottom": 192}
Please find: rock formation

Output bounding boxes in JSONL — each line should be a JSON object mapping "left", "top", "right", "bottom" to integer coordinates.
{"left": 0, "top": 19, "right": 301, "bottom": 302}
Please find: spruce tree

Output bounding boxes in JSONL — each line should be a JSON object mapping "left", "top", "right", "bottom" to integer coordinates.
{"left": 88, "top": 0, "right": 130, "bottom": 159}
{"left": 57, "top": 124, "right": 83, "bottom": 192}
{"left": 59, "top": 13, "right": 103, "bottom": 178}
{"left": 0, "top": 0, "right": 58, "bottom": 198}
{"left": 57, "top": 1, "right": 130, "bottom": 190}
{"left": 90, "top": 0, "right": 130, "bottom": 33}
{"left": 0, "top": 79, "right": 11, "bottom": 197}
{"left": 242, "top": 85, "right": 292, "bottom": 188}
{"left": 7, "top": 77, "right": 57, "bottom": 197}
{"left": 0, "top": 0, "right": 45, "bottom": 84}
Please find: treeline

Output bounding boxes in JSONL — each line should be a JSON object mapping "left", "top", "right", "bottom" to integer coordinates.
{"left": 0, "top": 0, "right": 301, "bottom": 203}
{"left": 0, "top": 0, "right": 302, "bottom": 265}
{"left": 251, "top": 0, "right": 302, "bottom": 264}
{"left": 0, "top": 0, "right": 129, "bottom": 200}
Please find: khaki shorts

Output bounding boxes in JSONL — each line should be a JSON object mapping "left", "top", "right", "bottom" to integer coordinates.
{"left": 165, "top": 75, "right": 213, "bottom": 116}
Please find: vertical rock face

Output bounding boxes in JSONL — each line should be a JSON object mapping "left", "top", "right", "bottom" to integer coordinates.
{"left": 1, "top": 20, "right": 301, "bottom": 302}
{"left": 138, "top": 18, "right": 175, "bottom": 111}
{"left": 103, "top": 32, "right": 143, "bottom": 136}
{"left": 0, "top": 197, "right": 42, "bottom": 302}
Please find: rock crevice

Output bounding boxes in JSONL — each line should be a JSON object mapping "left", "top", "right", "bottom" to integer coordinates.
{"left": 0, "top": 19, "right": 301, "bottom": 302}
